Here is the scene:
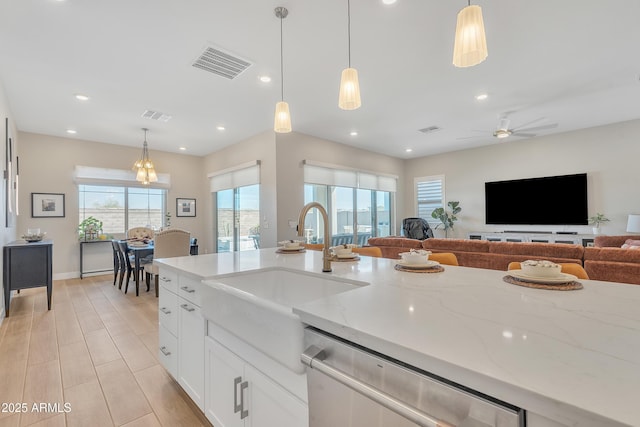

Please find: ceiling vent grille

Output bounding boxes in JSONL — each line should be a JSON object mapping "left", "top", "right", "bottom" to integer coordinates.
{"left": 141, "top": 110, "right": 172, "bottom": 122}
{"left": 419, "top": 126, "right": 441, "bottom": 134}
{"left": 192, "top": 46, "right": 252, "bottom": 79}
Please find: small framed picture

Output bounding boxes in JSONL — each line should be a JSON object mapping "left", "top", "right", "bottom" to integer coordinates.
{"left": 32, "top": 193, "right": 65, "bottom": 218}
{"left": 176, "top": 198, "right": 196, "bottom": 217}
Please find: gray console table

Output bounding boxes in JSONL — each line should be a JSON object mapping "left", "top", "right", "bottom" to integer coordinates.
{"left": 3, "top": 239, "right": 53, "bottom": 316}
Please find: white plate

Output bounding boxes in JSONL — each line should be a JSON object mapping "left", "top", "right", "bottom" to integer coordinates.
{"left": 336, "top": 253, "right": 357, "bottom": 259}
{"left": 279, "top": 246, "right": 304, "bottom": 251}
{"left": 509, "top": 270, "right": 577, "bottom": 284}
{"left": 396, "top": 260, "right": 440, "bottom": 269}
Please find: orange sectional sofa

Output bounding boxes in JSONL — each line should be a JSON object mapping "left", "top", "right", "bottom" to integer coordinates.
{"left": 368, "top": 236, "right": 640, "bottom": 285}
{"left": 583, "top": 235, "right": 640, "bottom": 285}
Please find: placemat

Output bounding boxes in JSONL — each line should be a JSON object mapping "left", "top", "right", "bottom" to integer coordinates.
{"left": 275, "top": 248, "right": 306, "bottom": 254}
{"left": 503, "top": 275, "right": 583, "bottom": 291}
{"left": 331, "top": 256, "right": 360, "bottom": 262}
{"left": 394, "top": 264, "right": 445, "bottom": 273}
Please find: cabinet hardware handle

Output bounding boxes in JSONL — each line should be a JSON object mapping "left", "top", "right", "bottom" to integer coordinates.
{"left": 301, "top": 345, "right": 450, "bottom": 427}
{"left": 180, "top": 304, "right": 195, "bottom": 312}
{"left": 160, "top": 277, "right": 171, "bottom": 282}
{"left": 160, "top": 307, "right": 171, "bottom": 314}
{"left": 180, "top": 286, "right": 196, "bottom": 293}
{"left": 240, "top": 380, "right": 249, "bottom": 419}
{"left": 233, "top": 376, "right": 242, "bottom": 414}
{"left": 159, "top": 346, "right": 171, "bottom": 356}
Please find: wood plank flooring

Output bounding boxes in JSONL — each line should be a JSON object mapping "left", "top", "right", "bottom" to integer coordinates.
{"left": 0, "top": 275, "right": 211, "bottom": 427}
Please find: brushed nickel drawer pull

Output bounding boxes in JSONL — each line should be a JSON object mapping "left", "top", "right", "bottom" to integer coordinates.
{"left": 159, "top": 346, "right": 171, "bottom": 356}
{"left": 180, "top": 304, "right": 195, "bottom": 312}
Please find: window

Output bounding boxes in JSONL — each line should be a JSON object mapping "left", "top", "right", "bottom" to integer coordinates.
{"left": 78, "top": 185, "right": 166, "bottom": 236}
{"left": 415, "top": 175, "right": 444, "bottom": 220}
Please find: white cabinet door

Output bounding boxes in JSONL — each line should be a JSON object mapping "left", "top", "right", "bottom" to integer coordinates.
{"left": 205, "top": 338, "right": 245, "bottom": 427}
{"left": 245, "top": 364, "right": 308, "bottom": 427}
{"left": 158, "top": 286, "right": 178, "bottom": 335}
{"left": 158, "top": 324, "right": 178, "bottom": 379}
{"left": 178, "top": 297, "right": 205, "bottom": 410}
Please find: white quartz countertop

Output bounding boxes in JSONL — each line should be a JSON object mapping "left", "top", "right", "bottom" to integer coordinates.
{"left": 156, "top": 249, "right": 640, "bottom": 426}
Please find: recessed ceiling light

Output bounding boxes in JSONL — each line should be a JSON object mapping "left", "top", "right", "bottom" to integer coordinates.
{"left": 259, "top": 76, "right": 271, "bottom": 83}
{"left": 74, "top": 94, "right": 90, "bottom": 101}
{"left": 66, "top": 129, "right": 77, "bottom": 134}
{"left": 179, "top": 147, "right": 187, "bottom": 151}
{"left": 350, "top": 131, "right": 358, "bottom": 136}
{"left": 382, "top": 0, "right": 397, "bottom": 4}
{"left": 405, "top": 148, "right": 413, "bottom": 153}
{"left": 475, "top": 93, "right": 489, "bottom": 101}
{"left": 217, "top": 126, "right": 225, "bottom": 131}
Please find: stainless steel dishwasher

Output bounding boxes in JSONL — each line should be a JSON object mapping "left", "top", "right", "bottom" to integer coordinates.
{"left": 302, "top": 327, "right": 525, "bottom": 427}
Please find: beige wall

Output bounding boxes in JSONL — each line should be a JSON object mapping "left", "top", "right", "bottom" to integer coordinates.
{"left": 17, "top": 132, "right": 207, "bottom": 279}
{"left": 0, "top": 82, "right": 18, "bottom": 323}
{"left": 404, "top": 119, "right": 640, "bottom": 238}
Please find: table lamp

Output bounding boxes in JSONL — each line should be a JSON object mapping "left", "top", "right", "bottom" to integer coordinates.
{"left": 626, "top": 214, "right": 640, "bottom": 233}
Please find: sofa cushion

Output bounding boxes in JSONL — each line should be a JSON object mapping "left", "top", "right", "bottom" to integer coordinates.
{"left": 584, "top": 247, "right": 640, "bottom": 263}
{"left": 488, "top": 241, "right": 584, "bottom": 259}
{"left": 584, "top": 260, "right": 640, "bottom": 285}
{"left": 594, "top": 235, "right": 638, "bottom": 248}
{"left": 422, "top": 238, "right": 490, "bottom": 253}
{"left": 367, "top": 237, "right": 422, "bottom": 249}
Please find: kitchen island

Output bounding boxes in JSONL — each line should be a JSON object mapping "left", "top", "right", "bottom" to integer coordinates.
{"left": 156, "top": 249, "right": 640, "bottom": 427}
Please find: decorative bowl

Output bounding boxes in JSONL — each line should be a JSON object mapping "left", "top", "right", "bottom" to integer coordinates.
{"left": 331, "top": 244, "right": 356, "bottom": 256}
{"left": 520, "top": 260, "right": 562, "bottom": 277}
{"left": 22, "top": 232, "right": 46, "bottom": 242}
{"left": 278, "top": 240, "right": 304, "bottom": 249}
{"left": 399, "top": 249, "right": 431, "bottom": 264}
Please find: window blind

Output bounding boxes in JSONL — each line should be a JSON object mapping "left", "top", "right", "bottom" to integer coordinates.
{"left": 74, "top": 166, "right": 171, "bottom": 189}
{"left": 415, "top": 175, "right": 444, "bottom": 219}
{"left": 303, "top": 161, "right": 397, "bottom": 192}
{"left": 208, "top": 160, "right": 260, "bottom": 192}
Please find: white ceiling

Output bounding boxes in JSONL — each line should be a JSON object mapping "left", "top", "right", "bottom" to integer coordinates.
{"left": 1, "top": 0, "right": 640, "bottom": 158}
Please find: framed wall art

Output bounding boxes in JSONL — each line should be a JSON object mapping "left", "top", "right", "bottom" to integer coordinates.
{"left": 176, "top": 198, "right": 196, "bottom": 217}
{"left": 32, "top": 193, "right": 65, "bottom": 218}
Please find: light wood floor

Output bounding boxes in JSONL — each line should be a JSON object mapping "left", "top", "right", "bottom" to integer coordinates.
{"left": 0, "top": 274, "right": 212, "bottom": 427}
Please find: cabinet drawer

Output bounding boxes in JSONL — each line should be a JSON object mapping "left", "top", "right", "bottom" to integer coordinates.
{"left": 178, "top": 276, "right": 203, "bottom": 306}
{"left": 157, "top": 268, "right": 178, "bottom": 293}
{"left": 158, "top": 287, "right": 178, "bottom": 335}
{"left": 159, "top": 325, "right": 178, "bottom": 379}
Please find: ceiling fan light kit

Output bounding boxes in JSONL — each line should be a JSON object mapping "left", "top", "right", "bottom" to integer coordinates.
{"left": 452, "top": 2, "right": 488, "bottom": 68}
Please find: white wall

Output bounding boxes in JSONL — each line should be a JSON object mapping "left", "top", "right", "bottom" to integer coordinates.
{"left": 0, "top": 82, "right": 18, "bottom": 324}
{"left": 17, "top": 132, "right": 207, "bottom": 278}
{"left": 404, "top": 119, "right": 640, "bottom": 238}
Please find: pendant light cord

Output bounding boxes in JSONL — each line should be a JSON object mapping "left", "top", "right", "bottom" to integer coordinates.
{"left": 347, "top": 0, "right": 352, "bottom": 68}
{"left": 280, "top": 14, "right": 284, "bottom": 102}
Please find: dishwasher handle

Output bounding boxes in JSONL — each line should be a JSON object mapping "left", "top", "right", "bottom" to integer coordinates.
{"left": 301, "top": 345, "right": 453, "bottom": 427}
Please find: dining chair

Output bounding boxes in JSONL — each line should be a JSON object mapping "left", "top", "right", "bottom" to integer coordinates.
{"left": 352, "top": 246, "right": 382, "bottom": 258}
{"left": 303, "top": 243, "right": 325, "bottom": 251}
{"left": 127, "top": 227, "right": 155, "bottom": 240}
{"left": 429, "top": 252, "right": 459, "bottom": 266}
{"left": 152, "top": 229, "right": 191, "bottom": 297}
{"left": 507, "top": 261, "right": 589, "bottom": 279}
{"left": 111, "top": 240, "right": 122, "bottom": 286}
{"left": 118, "top": 241, "right": 152, "bottom": 296}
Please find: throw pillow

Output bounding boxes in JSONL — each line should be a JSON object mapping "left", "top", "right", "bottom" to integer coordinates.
{"left": 621, "top": 239, "right": 640, "bottom": 249}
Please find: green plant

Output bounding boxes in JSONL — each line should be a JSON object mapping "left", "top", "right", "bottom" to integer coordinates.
{"left": 78, "top": 216, "right": 103, "bottom": 240}
{"left": 589, "top": 213, "right": 610, "bottom": 228}
{"left": 431, "top": 201, "right": 462, "bottom": 233}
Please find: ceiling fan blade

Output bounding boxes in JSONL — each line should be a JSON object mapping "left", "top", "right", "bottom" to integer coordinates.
{"left": 511, "top": 132, "right": 537, "bottom": 138}
{"left": 511, "top": 117, "right": 546, "bottom": 130}
{"left": 515, "top": 123, "right": 558, "bottom": 133}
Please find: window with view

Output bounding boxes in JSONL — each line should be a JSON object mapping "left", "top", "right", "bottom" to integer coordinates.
{"left": 78, "top": 184, "right": 166, "bottom": 236}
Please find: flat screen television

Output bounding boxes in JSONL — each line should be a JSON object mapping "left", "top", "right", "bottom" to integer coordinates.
{"left": 485, "top": 173, "right": 588, "bottom": 225}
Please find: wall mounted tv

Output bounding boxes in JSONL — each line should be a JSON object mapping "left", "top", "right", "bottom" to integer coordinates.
{"left": 485, "top": 173, "right": 588, "bottom": 225}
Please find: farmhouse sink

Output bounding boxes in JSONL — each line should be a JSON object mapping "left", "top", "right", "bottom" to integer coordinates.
{"left": 201, "top": 267, "right": 368, "bottom": 373}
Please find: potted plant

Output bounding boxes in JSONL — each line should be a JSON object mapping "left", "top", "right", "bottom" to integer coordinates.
{"left": 431, "top": 201, "right": 462, "bottom": 238}
{"left": 589, "top": 213, "right": 609, "bottom": 235}
{"left": 78, "top": 216, "right": 103, "bottom": 241}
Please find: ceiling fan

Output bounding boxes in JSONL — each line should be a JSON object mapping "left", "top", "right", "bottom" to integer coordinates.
{"left": 492, "top": 116, "right": 558, "bottom": 139}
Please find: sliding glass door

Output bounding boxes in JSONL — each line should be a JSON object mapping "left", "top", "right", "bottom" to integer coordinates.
{"left": 216, "top": 184, "right": 260, "bottom": 252}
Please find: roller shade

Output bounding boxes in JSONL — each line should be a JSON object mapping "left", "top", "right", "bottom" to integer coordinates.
{"left": 74, "top": 165, "right": 171, "bottom": 189}
{"left": 303, "top": 161, "right": 397, "bottom": 192}
{"left": 208, "top": 160, "right": 260, "bottom": 192}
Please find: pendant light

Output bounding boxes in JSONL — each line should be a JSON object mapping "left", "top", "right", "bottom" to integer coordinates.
{"left": 338, "top": 0, "right": 361, "bottom": 110}
{"left": 274, "top": 7, "right": 292, "bottom": 133}
{"left": 452, "top": 1, "right": 488, "bottom": 68}
{"left": 133, "top": 128, "right": 158, "bottom": 185}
